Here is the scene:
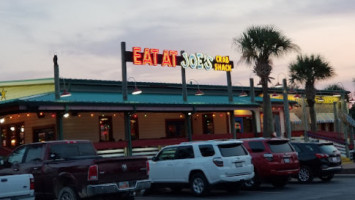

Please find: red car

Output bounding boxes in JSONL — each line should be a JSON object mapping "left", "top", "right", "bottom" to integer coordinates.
{"left": 242, "top": 138, "right": 299, "bottom": 188}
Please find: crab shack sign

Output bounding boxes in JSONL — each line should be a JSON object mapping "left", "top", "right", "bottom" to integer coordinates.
{"left": 125, "top": 46, "right": 233, "bottom": 72}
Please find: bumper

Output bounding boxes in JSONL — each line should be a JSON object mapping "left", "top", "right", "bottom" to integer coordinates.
{"left": 218, "top": 172, "right": 255, "bottom": 183}
{"left": 269, "top": 168, "right": 299, "bottom": 176}
{"left": 86, "top": 180, "right": 151, "bottom": 197}
{"left": 321, "top": 165, "right": 342, "bottom": 173}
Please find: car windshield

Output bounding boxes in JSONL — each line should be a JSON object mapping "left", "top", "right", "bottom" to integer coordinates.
{"left": 268, "top": 141, "right": 293, "bottom": 153}
{"left": 319, "top": 144, "right": 338, "bottom": 154}
{"left": 218, "top": 143, "right": 247, "bottom": 157}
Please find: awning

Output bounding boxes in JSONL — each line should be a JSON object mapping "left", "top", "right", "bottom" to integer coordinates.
{"left": 290, "top": 113, "right": 302, "bottom": 124}
{"left": 316, "top": 113, "right": 334, "bottom": 123}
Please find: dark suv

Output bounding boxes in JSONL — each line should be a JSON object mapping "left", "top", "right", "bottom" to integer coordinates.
{"left": 291, "top": 142, "right": 342, "bottom": 183}
{"left": 242, "top": 138, "right": 299, "bottom": 188}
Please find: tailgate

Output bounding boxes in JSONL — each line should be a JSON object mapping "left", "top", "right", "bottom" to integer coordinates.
{"left": 94, "top": 156, "right": 148, "bottom": 184}
{"left": 0, "top": 174, "right": 33, "bottom": 198}
{"left": 267, "top": 141, "right": 299, "bottom": 170}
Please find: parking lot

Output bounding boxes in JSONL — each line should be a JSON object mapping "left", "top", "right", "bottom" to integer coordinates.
{"left": 138, "top": 175, "right": 355, "bottom": 200}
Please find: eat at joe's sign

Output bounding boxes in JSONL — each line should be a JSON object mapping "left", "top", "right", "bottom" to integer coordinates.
{"left": 126, "top": 46, "right": 233, "bottom": 72}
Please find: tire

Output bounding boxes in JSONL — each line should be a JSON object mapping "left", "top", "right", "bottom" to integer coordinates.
{"left": 190, "top": 172, "right": 210, "bottom": 196}
{"left": 319, "top": 173, "right": 334, "bottom": 182}
{"left": 58, "top": 187, "right": 78, "bottom": 200}
{"left": 298, "top": 166, "right": 313, "bottom": 183}
{"left": 271, "top": 177, "right": 288, "bottom": 188}
{"left": 244, "top": 175, "right": 261, "bottom": 189}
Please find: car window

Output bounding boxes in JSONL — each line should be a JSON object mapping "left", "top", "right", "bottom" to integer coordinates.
{"left": 248, "top": 141, "right": 265, "bottom": 152}
{"left": 49, "top": 143, "right": 96, "bottom": 159}
{"left": 303, "top": 144, "right": 316, "bottom": 152}
{"left": 292, "top": 144, "right": 302, "bottom": 153}
{"left": 199, "top": 144, "right": 215, "bottom": 157}
{"left": 8, "top": 146, "right": 26, "bottom": 164}
{"left": 218, "top": 143, "right": 248, "bottom": 157}
{"left": 24, "top": 145, "right": 44, "bottom": 162}
{"left": 157, "top": 147, "right": 177, "bottom": 160}
{"left": 268, "top": 141, "right": 294, "bottom": 153}
{"left": 175, "top": 146, "right": 194, "bottom": 159}
{"left": 319, "top": 144, "right": 338, "bottom": 154}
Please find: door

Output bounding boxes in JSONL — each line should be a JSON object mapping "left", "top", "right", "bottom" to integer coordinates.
{"left": 150, "top": 147, "right": 178, "bottom": 182}
{"left": 172, "top": 145, "right": 194, "bottom": 182}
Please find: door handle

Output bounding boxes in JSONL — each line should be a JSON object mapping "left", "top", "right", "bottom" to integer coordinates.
{"left": 13, "top": 168, "right": 19, "bottom": 171}
{"left": 1, "top": 178, "right": 7, "bottom": 182}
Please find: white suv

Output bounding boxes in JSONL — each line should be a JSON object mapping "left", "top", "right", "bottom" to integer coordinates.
{"left": 149, "top": 140, "right": 254, "bottom": 196}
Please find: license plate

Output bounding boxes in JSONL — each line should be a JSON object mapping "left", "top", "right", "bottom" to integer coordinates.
{"left": 119, "top": 181, "right": 129, "bottom": 189}
{"left": 284, "top": 158, "right": 290, "bottom": 163}
{"left": 235, "top": 162, "right": 243, "bottom": 167}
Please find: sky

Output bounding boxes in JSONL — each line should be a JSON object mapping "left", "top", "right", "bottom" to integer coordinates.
{"left": 1, "top": 0, "right": 355, "bottom": 94}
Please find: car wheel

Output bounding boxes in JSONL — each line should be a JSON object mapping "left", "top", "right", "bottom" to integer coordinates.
{"left": 58, "top": 187, "right": 78, "bottom": 200}
{"left": 298, "top": 166, "right": 313, "bottom": 183}
{"left": 319, "top": 173, "right": 334, "bottom": 182}
{"left": 244, "top": 175, "right": 261, "bottom": 189}
{"left": 271, "top": 177, "right": 289, "bottom": 188}
{"left": 190, "top": 172, "right": 210, "bottom": 196}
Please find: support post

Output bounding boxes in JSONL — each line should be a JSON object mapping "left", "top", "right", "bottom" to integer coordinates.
{"left": 230, "top": 111, "right": 236, "bottom": 139}
{"left": 185, "top": 112, "right": 192, "bottom": 141}
{"left": 56, "top": 113, "right": 63, "bottom": 140}
{"left": 121, "top": 42, "right": 128, "bottom": 101}
{"left": 124, "top": 112, "right": 132, "bottom": 156}
{"left": 302, "top": 95, "right": 309, "bottom": 141}
{"left": 282, "top": 79, "right": 291, "bottom": 139}
{"left": 250, "top": 78, "right": 255, "bottom": 103}
{"left": 181, "top": 51, "right": 187, "bottom": 103}
{"left": 341, "top": 91, "right": 350, "bottom": 158}
{"left": 334, "top": 102, "right": 340, "bottom": 134}
{"left": 226, "top": 71, "right": 233, "bottom": 103}
{"left": 53, "top": 55, "right": 60, "bottom": 100}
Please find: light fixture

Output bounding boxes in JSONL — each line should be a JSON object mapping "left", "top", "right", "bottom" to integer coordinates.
{"left": 0, "top": 118, "right": 4, "bottom": 124}
{"left": 274, "top": 82, "right": 282, "bottom": 88}
{"left": 317, "top": 96, "right": 324, "bottom": 102}
{"left": 235, "top": 82, "right": 248, "bottom": 97}
{"left": 128, "top": 77, "right": 142, "bottom": 95}
{"left": 294, "top": 93, "right": 301, "bottom": 99}
{"left": 272, "top": 92, "right": 278, "bottom": 97}
{"left": 63, "top": 113, "right": 70, "bottom": 118}
{"left": 274, "top": 72, "right": 287, "bottom": 88}
{"left": 333, "top": 93, "right": 341, "bottom": 97}
{"left": 188, "top": 79, "right": 204, "bottom": 96}
{"left": 61, "top": 89, "right": 71, "bottom": 97}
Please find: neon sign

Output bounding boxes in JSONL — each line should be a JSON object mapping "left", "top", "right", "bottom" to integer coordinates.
{"left": 132, "top": 47, "right": 178, "bottom": 67}
{"left": 126, "top": 46, "right": 233, "bottom": 71}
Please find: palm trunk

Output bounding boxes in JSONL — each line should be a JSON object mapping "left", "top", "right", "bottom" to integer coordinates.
{"left": 305, "top": 82, "right": 317, "bottom": 132}
{"left": 262, "top": 80, "right": 274, "bottom": 137}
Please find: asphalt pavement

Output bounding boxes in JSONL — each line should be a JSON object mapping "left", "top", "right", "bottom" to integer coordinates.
{"left": 339, "top": 160, "right": 355, "bottom": 174}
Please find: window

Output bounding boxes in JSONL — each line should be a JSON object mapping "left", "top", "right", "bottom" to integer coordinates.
{"left": 157, "top": 147, "right": 178, "bottom": 161}
{"left": 33, "top": 126, "right": 56, "bottom": 142}
{"left": 1, "top": 123, "right": 25, "bottom": 148}
{"left": 166, "top": 119, "right": 185, "bottom": 138}
{"left": 49, "top": 143, "right": 96, "bottom": 159}
{"left": 99, "top": 116, "right": 113, "bottom": 141}
{"left": 218, "top": 143, "right": 248, "bottom": 157}
{"left": 130, "top": 114, "right": 139, "bottom": 140}
{"left": 199, "top": 144, "right": 215, "bottom": 157}
{"left": 8, "top": 146, "right": 26, "bottom": 164}
{"left": 175, "top": 146, "right": 194, "bottom": 159}
{"left": 202, "top": 114, "right": 214, "bottom": 134}
{"left": 268, "top": 141, "right": 294, "bottom": 153}
{"left": 248, "top": 141, "right": 265, "bottom": 152}
{"left": 24, "top": 145, "right": 44, "bottom": 162}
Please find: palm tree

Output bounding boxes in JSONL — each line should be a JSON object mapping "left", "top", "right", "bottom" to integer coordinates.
{"left": 289, "top": 54, "right": 335, "bottom": 132}
{"left": 233, "top": 25, "right": 299, "bottom": 137}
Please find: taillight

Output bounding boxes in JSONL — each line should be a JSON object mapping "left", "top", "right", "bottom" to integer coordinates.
{"left": 213, "top": 157, "right": 224, "bottom": 167}
{"left": 88, "top": 165, "right": 98, "bottom": 181}
{"left": 263, "top": 153, "right": 273, "bottom": 161}
{"left": 315, "top": 153, "right": 329, "bottom": 159}
{"left": 146, "top": 160, "right": 150, "bottom": 176}
{"left": 30, "top": 177, "right": 35, "bottom": 190}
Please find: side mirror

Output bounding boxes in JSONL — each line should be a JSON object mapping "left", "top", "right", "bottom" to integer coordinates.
{"left": 151, "top": 156, "right": 158, "bottom": 162}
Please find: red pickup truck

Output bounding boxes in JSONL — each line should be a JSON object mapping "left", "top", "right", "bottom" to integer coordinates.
{"left": 0, "top": 140, "right": 150, "bottom": 200}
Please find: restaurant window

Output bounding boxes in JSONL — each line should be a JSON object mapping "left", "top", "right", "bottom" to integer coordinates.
{"left": 166, "top": 119, "right": 185, "bottom": 138}
{"left": 33, "top": 126, "right": 56, "bottom": 142}
{"left": 1, "top": 123, "right": 25, "bottom": 148}
{"left": 99, "top": 116, "right": 113, "bottom": 142}
{"left": 130, "top": 114, "right": 139, "bottom": 140}
{"left": 202, "top": 114, "right": 214, "bottom": 134}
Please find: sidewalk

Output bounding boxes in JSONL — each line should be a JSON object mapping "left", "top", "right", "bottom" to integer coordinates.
{"left": 338, "top": 160, "right": 355, "bottom": 174}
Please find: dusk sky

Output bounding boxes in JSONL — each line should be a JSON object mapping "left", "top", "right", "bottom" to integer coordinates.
{"left": 1, "top": 0, "right": 354, "bottom": 93}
